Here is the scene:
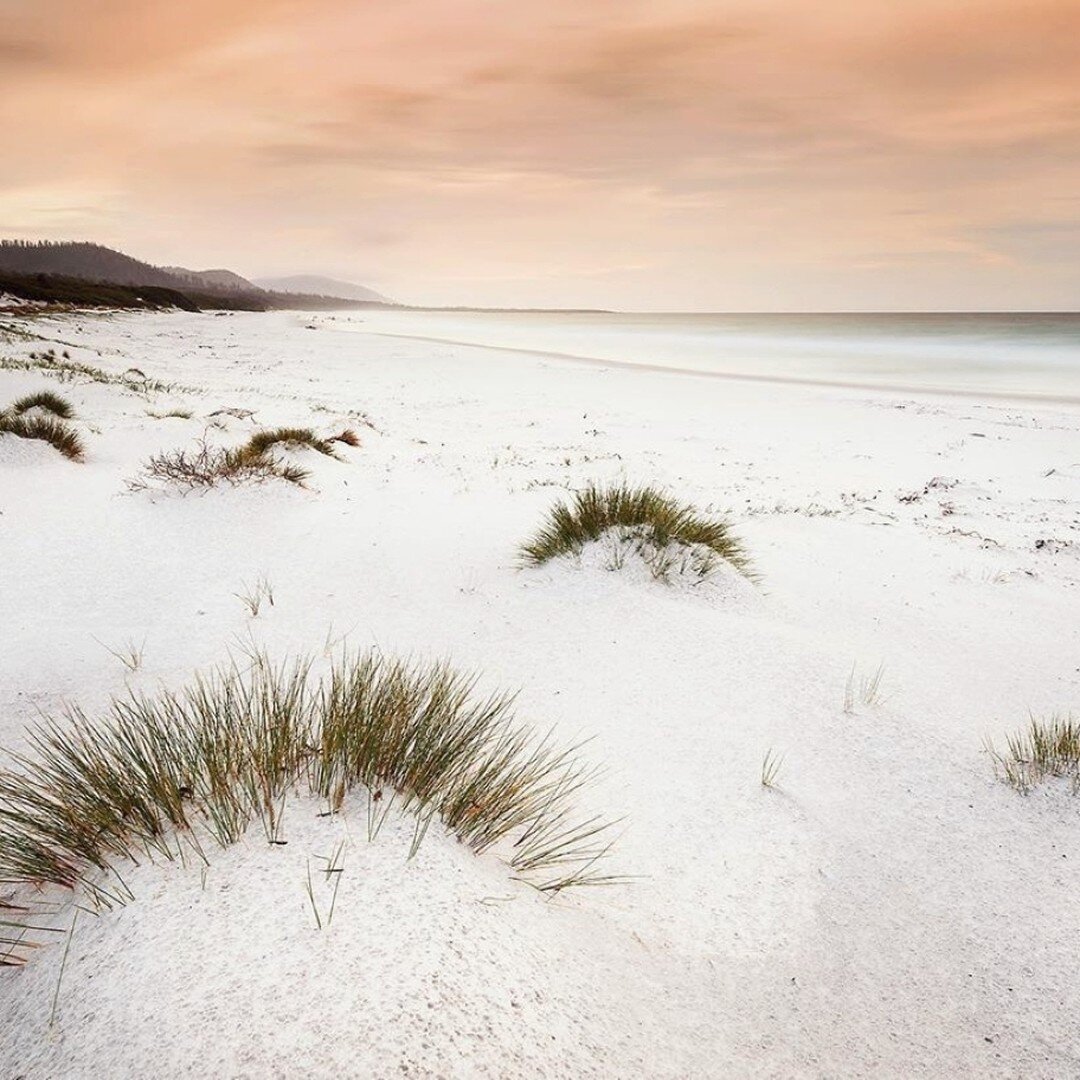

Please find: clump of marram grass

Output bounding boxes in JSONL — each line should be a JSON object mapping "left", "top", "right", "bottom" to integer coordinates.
{"left": 521, "top": 482, "right": 751, "bottom": 582}
{"left": 146, "top": 408, "right": 193, "bottom": 420}
{"left": 0, "top": 652, "right": 616, "bottom": 961}
{"left": 238, "top": 426, "right": 360, "bottom": 461}
{"left": 7, "top": 390, "right": 76, "bottom": 419}
{"left": 128, "top": 437, "right": 309, "bottom": 491}
{"left": 986, "top": 714, "right": 1080, "bottom": 795}
{"left": 239, "top": 426, "right": 341, "bottom": 461}
{"left": 0, "top": 411, "right": 84, "bottom": 461}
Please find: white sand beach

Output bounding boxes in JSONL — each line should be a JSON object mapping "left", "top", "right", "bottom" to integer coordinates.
{"left": 1, "top": 309, "right": 1079, "bottom": 1078}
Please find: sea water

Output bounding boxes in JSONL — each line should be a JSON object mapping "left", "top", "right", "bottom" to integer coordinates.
{"left": 348, "top": 310, "right": 1080, "bottom": 400}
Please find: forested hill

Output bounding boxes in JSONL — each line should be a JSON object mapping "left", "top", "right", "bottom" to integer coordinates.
{"left": 0, "top": 241, "right": 187, "bottom": 288}
{"left": 0, "top": 241, "right": 387, "bottom": 311}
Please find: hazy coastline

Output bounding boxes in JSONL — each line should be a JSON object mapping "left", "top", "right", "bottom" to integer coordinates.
{"left": 345, "top": 309, "right": 1080, "bottom": 402}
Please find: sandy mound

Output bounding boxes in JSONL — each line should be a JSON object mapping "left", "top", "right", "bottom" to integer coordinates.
{"left": 2, "top": 794, "right": 673, "bottom": 1079}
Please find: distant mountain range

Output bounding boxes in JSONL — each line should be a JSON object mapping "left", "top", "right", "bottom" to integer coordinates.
{"left": 161, "top": 266, "right": 262, "bottom": 293}
{"left": 0, "top": 241, "right": 394, "bottom": 312}
{"left": 253, "top": 275, "right": 390, "bottom": 304}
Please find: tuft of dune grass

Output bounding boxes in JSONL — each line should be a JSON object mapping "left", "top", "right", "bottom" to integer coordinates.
{"left": 239, "top": 427, "right": 339, "bottom": 461}
{"left": 7, "top": 390, "right": 76, "bottom": 420}
{"left": 987, "top": 714, "right": 1080, "bottom": 794}
{"left": 328, "top": 427, "right": 361, "bottom": 448}
{"left": 0, "top": 651, "right": 618, "bottom": 962}
{"left": 0, "top": 411, "right": 84, "bottom": 461}
{"left": 521, "top": 481, "right": 751, "bottom": 580}
{"left": 146, "top": 408, "right": 193, "bottom": 420}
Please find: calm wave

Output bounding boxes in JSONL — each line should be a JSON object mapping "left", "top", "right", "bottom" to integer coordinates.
{"left": 348, "top": 310, "right": 1080, "bottom": 400}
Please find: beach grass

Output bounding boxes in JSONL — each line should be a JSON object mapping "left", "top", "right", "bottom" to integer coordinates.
{"left": 328, "top": 428, "right": 361, "bottom": 448}
{"left": 843, "top": 662, "right": 887, "bottom": 713}
{"left": 7, "top": 390, "right": 76, "bottom": 419}
{"left": 146, "top": 408, "right": 194, "bottom": 420}
{"left": 239, "top": 426, "right": 341, "bottom": 461}
{"left": 0, "top": 350, "right": 178, "bottom": 394}
{"left": 91, "top": 636, "right": 146, "bottom": 674}
{"left": 987, "top": 714, "right": 1080, "bottom": 794}
{"left": 235, "top": 575, "right": 274, "bottom": 617}
{"left": 0, "top": 410, "right": 85, "bottom": 461}
{"left": 521, "top": 482, "right": 751, "bottom": 580}
{"left": 760, "top": 749, "right": 784, "bottom": 789}
{"left": 0, "top": 651, "right": 617, "bottom": 960}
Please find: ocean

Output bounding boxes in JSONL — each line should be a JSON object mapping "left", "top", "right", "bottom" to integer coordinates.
{"left": 348, "top": 310, "right": 1080, "bottom": 401}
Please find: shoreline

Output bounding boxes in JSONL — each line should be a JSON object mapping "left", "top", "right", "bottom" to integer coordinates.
{"left": 364, "top": 327, "right": 1080, "bottom": 409}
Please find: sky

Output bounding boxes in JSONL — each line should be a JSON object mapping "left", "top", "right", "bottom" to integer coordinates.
{"left": 1, "top": 0, "right": 1078, "bottom": 310}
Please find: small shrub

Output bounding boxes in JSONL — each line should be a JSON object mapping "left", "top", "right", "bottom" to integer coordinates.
{"left": 987, "top": 714, "right": 1080, "bottom": 794}
{"left": 132, "top": 426, "right": 356, "bottom": 491}
{"left": 0, "top": 412, "right": 84, "bottom": 461}
{"left": 521, "top": 482, "right": 751, "bottom": 580}
{"left": 129, "top": 438, "right": 308, "bottom": 491}
{"left": 8, "top": 390, "right": 75, "bottom": 419}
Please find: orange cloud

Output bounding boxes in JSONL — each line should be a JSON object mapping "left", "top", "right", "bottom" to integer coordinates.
{"left": 2, "top": 0, "right": 305, "bottom": 73}
{"left": 0, "top": 0, "right": 1077, "bottom": 308}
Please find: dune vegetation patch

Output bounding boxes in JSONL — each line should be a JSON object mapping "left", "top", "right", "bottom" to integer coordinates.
{"left": 0, "top": 652, "right": 615, "bottom": 964}
{"left": 146, "top": 408, "right": 194, "bottom": 420}
{"left": 987, "top": 714, "right": 1080, "bottom": 794}
{"left": 130, "top": 425, "right": 360, "bottom": 492}
{"left": 0, "top": 349, "right": 179, "bottom": 394}
{"left": 0, "top": 394, "right": 84, "bottom": 461}
{"left": 521, "top": 482, "right": 751, "bottom": 584}
{"left": 7, "top": 390, "right": 76, "bottom": 420}
{"left": 130, "top": 437, "right": 310, "bottom": 490}
{"left": 240, "top": 425, "right": 359, "bottom": 461}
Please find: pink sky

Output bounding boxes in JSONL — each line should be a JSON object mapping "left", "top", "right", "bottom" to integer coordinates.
{"left": 1, "top": 0, "right": 1078, "bottom": 309}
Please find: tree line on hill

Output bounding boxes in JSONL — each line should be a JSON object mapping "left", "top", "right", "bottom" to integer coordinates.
{"left": 0, "top": 241, "right": 389, "bottom": 312}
